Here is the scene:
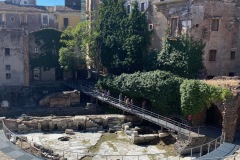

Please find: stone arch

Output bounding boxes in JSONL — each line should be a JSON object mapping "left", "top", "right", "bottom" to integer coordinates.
{"left": 206, "top": 104, "right": 223, "bottom": 128}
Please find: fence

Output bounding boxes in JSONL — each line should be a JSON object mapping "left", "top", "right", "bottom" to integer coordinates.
{"left": 182, "top": 133, "right": 225, "bottom": 159}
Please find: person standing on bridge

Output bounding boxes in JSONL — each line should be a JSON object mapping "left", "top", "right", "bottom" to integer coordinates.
{"left": 107, "top": 90, "right": 110, "bottom": 100}
{"left": 130, "top": 99, "right": 133, "bottom": 110}
{"left": 126, "top": 98, "right": 130, "bottom": 109}
{"left": 119, "top": 93, "right": 123, "bottom": 106}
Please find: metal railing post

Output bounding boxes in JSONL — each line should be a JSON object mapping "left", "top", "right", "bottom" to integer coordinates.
{"left": 208, "top": 142, "right": 210, "bottom": 153}
{"left": 215, "top": 139, "right": 217, "bottom": 149}
{"left": 200, "top": 145, "right": 202, "bottom": 157}
{"left": 198, "top": 127, "right": 200, "bottom": 136}
{"left": 190, "top": 148, "right": 193, "bottom": 159}
{"left": 223, "top": 132, "right": 226, "bottom": 142}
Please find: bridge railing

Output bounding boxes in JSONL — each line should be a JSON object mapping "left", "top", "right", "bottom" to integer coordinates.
{"left": 1, "top": 120, "right": 44, "bottom": 159}
{"left": 64, "top": 80, "right": 192, "bottom": 136}
{"left": 182, "top": 132, "right": 226, "bottom": 159}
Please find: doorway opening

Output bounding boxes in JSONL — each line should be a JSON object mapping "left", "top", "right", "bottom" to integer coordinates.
{"left": 206, "top": 104, "right": 222, "bottom": 129}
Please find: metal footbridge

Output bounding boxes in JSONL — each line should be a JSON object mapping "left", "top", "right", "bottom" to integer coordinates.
{"left": 64, "top": 81, "right": 192, "bottom": 136}
{"left": 64, "top": 81, "right": 240, "bottom": 159}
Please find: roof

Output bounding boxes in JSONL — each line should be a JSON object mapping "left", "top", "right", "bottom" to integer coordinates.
{"left": 52, "top": 6, "right": 81, "bottom": 13}
{"left": 0, "top": 2, "right": 81, "bottom": 13}
{"left": 0, "top": 2, "right": 47, "bottom": 12}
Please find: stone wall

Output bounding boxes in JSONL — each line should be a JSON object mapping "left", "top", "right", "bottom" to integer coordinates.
{"left": 191, "top": 94, "right": 240, "bottom": 143}
{"left": 191, "top": 0, "right": 238, "bottom": 76}
{"left": 39, "top": 90, "right": 80, "bottom": 107}
{"left": 3, "top": 115, "right": 138, "bottom": 133}
{"left": 0, "top": 30, "right": 27, "bottom": 86}
{"left": 150, "top": 0, "right": 240, "bottom": 77}
{"left": 220, "top": 95, "right": 240, "bottom": 142}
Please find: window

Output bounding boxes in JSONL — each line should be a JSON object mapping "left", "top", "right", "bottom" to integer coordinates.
{"left": 35, "top": 47, "right": 39, "bottom": 54}
{"left": 141, "top": 2, "right": 145, "bottom": 12}
{"left": 64, "top": 18, "right": 69, "bottom": 27}
{"left": 170, "top": 18, "right": 178, "bottom": 37}
{"left": 6, "top": 73, "right": 11, "bottom": 79}
{"left": 5, "top": 65, "right": 11, "bottom": 71}
{"left": 127, "top": 5, "right": 131, "bottom": 14}
{"left": 211, "top": 19, "right": 219, "bottom": 31}
{"left": 230, "top": 51, "right": 235, "bottom": 60}
{"left": 10, "top": 17, "right": 15, "bottom": 22}
{"left": 24, "top": 1, "right": 27, "bottom": 4}
{"left": 148, "top": 24, "right": 153, "bottom": 30}
{"left": 209, "top": 50, "right": 217, "bottom": 61}
{"left": 42, "top": 15, "right": 48, "bottom": 26}
{"left": 5, "top": 48, "right": 10, "bottom": 56}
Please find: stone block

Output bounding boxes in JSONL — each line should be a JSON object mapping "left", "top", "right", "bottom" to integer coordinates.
{"left": 122, "top": 122, "right": 132, "bottom": 129}
{"left": 159, "top": 132, "right": 169, "bottom": 138}
{"left": 131, "top": 131, "right": 138, "bottom": 137}
{"left": 18, "top": 124, "right": 29, "bottom": 133}
{"left": 124, "top": 125, "right": 129, "bottom": 131}
{"left": 65, "top": 129, "right": 74, "bottom": 135}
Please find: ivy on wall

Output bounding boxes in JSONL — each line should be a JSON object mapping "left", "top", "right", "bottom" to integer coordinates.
{"left": 30, "top": 29, "right": 62, "bottom": 70}
{"left": 98, "top": 71, "right": 233, "bottom": 116}
{"left": 180, "top": 80, "right": 233, "bottom": 116}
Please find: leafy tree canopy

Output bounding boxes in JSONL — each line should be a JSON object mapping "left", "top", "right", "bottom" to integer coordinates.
{"left": 30, "top": 29, "right": 62, "bottom": 70}
{"left": 98, "top": 71, "right": 233, "bottom": 116}
{"left": 98, "top": 70, "right": 183, "bottom": 115}
{"left": 59, "top": 21, "right": 92, "bottom": 71}
{"left": 96, "top": 0, "right": 151, "bottom": 74}
{"left": 157, "top": 34, "right": 205, "bottom": 78}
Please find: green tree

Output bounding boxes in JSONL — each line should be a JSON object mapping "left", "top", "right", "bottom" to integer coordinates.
{"left": 30, "top": 29, "right": 62, "bottom": 70}
{"left": 157, "top": 34, "right": 205, "bottom": 78}
{"left": 98, "top": 70, "right": 183, "bottom": 115}
{"left": 96, "top": 0, "right": 151, "bottom": 74}
{"left": 59, "top": 21, "right": 94, "bottom": 71}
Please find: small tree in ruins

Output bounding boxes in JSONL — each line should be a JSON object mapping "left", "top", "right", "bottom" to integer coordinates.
{"left": 157, "top": 34, "right": 205, "bottom": 79}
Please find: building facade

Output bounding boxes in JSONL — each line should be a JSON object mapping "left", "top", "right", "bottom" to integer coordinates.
{"left": 0, "top": 1, "right": 82, "bottom": 86}
{"left": 151, "top": 0, "right": 240, "bottom": 77}
{"left": 0, "top": 30, "right": 29, "bottom": 86}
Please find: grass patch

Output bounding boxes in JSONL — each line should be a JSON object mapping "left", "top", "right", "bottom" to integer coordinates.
{"left": 82, "top": 139, "right": 90, "bottom": 144}
{"left": 89, "top": 132, "right": 130, "bottom": 153}
{"left": 88, "top": 133, "right": 118, "bottom": 153}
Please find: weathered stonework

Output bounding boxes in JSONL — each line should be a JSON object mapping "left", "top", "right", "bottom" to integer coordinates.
{"left": 39, "top": 90, "right": 80, "bottom": 107}
{"left": 3, "top": 115, "right": 140, "bottom": 133}
{"left": 150, "top": 0, "right": 240, "bottom": 77}
{"left": 0, "top": 30, "right": 28, "bottom": 86}
{"left": 219, "top": 95, "right": 240, "bottom": 142}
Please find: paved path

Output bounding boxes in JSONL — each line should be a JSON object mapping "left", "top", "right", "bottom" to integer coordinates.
{"left": 0, "top": 130, "right": 43, "bottom": 160}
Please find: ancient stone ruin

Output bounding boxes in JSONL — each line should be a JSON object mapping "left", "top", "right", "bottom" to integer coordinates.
{"left": 39, "top": 90, "right": 80, "bottom": 107}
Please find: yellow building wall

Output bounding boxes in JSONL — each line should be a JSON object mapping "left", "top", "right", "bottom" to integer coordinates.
{"left": 58, "top": 14, "right": 81, "bottom": 31}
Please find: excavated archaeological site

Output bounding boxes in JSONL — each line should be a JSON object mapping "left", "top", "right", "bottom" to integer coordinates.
{"left": 3, "top": 114, "right": 186, "bottom": 160}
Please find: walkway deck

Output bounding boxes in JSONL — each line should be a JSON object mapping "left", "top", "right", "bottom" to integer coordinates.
{"left": 0, "top": 130, "right": 42, "bottom": 160}
{"left": 197, "top": 142, "right": 239, "bottom": 160}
